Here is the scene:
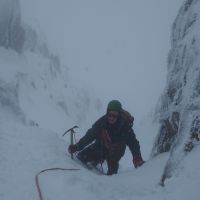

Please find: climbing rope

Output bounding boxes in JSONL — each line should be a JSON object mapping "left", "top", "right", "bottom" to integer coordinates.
{"left": 35, "top": 167, "right": 80, "bottom": 200}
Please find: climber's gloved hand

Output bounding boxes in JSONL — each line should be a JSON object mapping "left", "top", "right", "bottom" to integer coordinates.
{"left": 133, "top": 155, "right": 145, "bottom": 168}
{"left": 68, "top": 144, "right": 78, "bottom": 154}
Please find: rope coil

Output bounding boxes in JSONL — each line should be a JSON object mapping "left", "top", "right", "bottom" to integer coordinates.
{"left": 35, "top": 167, "right": 80, "bottom": 200}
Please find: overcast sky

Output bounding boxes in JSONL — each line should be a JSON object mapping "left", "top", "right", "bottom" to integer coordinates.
{"left": 21, "top": 0, "right": 185, "bottom": 119}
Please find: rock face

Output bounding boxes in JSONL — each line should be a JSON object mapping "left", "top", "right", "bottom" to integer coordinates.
{"left": 152, "top": 0, "right": 200, "bottom": 184}
{"left": 0, "top": 0, "right": 59, "bottom": 59}
{"left": 0, "top": 0, "right": 25, "bottom": 52}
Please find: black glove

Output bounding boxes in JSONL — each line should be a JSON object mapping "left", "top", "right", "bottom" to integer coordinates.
{"left": 68, "top": 144, "right": 78, "bottom": 154}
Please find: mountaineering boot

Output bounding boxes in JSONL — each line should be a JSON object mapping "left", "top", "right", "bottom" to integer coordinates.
{"left": 107, "top": 162, "right": 119, "bottom": 175}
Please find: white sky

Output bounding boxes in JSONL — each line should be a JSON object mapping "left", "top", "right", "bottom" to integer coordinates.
{"left": 21, "top": 0, "right": 185, "bottom": 119}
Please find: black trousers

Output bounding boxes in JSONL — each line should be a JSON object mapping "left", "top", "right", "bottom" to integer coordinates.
{"left": 77, "top": 143, "right": 126, "bottom": 175}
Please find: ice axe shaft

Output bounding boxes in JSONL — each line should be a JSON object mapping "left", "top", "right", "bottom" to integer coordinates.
{"left": 63, "top": 126, "right": 79, "bottom": 160}
{"left": 70, "top": 131, "right": 73, "bottom": 160}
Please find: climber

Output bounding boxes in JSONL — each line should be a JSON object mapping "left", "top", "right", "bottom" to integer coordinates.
{"left": 68, "top": 100, "right": 144, "bottom": 175}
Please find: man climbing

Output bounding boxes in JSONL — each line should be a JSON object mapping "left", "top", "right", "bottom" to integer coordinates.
{"left": 68, "top": 100, "right": 144, "bottom": 175}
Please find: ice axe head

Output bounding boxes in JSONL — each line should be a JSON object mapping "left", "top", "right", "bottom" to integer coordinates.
{"left": 62, "top": 126, "right": 79, "bottom": 136}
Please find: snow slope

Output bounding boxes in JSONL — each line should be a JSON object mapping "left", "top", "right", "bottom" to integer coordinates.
{"left": 0, "top": 115, "right": 66, "bottom": 199}
{"left": 1, "top": 115, "right": 199, "bottom": 200}
{"left": 0, "top": 0, "right": 200, "bottom": 200}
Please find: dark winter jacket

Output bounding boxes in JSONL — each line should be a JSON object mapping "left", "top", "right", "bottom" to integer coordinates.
{"left": 76, "top": 111, "right": 141, "bottom": 158}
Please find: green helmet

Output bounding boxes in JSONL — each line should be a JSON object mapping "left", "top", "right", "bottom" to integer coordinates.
{"left": 107, "top": 100, "right": 122, "bottom": 112}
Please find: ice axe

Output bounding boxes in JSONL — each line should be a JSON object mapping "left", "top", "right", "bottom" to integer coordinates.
{"left": 63, "top": 125, "right": 79, "bottom": 159}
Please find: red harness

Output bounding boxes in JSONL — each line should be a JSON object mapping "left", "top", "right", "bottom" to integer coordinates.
{"left": 101, "top": 128, "right": 112, "bottom": 149}
{"left": 101, "top": 128, "right": 126, "bottom": 151}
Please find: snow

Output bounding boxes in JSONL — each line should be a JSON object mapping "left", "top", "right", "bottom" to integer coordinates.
{"left": 41, "top": 155, "right": 167, "bottom": 200}
{"left": 0, "top": 115, "right": 67, "bottom": 199}
{"left": 1, "top": 116, "right": 199, "bottom": 200}
{"left": 1, "top": 0, "right": 200, "bottom": 200}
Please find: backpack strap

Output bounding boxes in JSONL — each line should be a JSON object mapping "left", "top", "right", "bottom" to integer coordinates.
{"left": 120, "top": 109, "right": 134, "bottom": 131}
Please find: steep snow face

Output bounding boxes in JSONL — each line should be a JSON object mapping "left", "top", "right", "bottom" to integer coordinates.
{"left": 152, "top": 0, "right": 200, "bottom": 183}
{"left": 0, "top": 0, "right": 102, "bottom": 133}
{"left": 0, "top": 2, "right": 101, "bottom": 199}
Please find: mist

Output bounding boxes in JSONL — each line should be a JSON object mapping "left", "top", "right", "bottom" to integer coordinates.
{"left": 20, "top": 0, "right": 185, "bottom": 120}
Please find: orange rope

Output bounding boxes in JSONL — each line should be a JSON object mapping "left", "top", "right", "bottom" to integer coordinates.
{"left": 35, "top": 167, "right": 80, "bottom": 200}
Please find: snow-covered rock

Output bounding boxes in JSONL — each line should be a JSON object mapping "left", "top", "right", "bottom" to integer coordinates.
{"left": 0, "top": 0, "right": 102, "bottom": 133}
{"left": 0, "top": 0, "right": 25, "bottom": 52}
{"left": 0, "top": 2, "right": 102, "bottom": 198}
{"left": 152, "top": 0, "right": 200, "bottom": 184}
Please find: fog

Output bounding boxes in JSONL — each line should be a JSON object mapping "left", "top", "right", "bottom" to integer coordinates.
{"left": 20, "top": 0, "right": 185, "bottom": 119}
